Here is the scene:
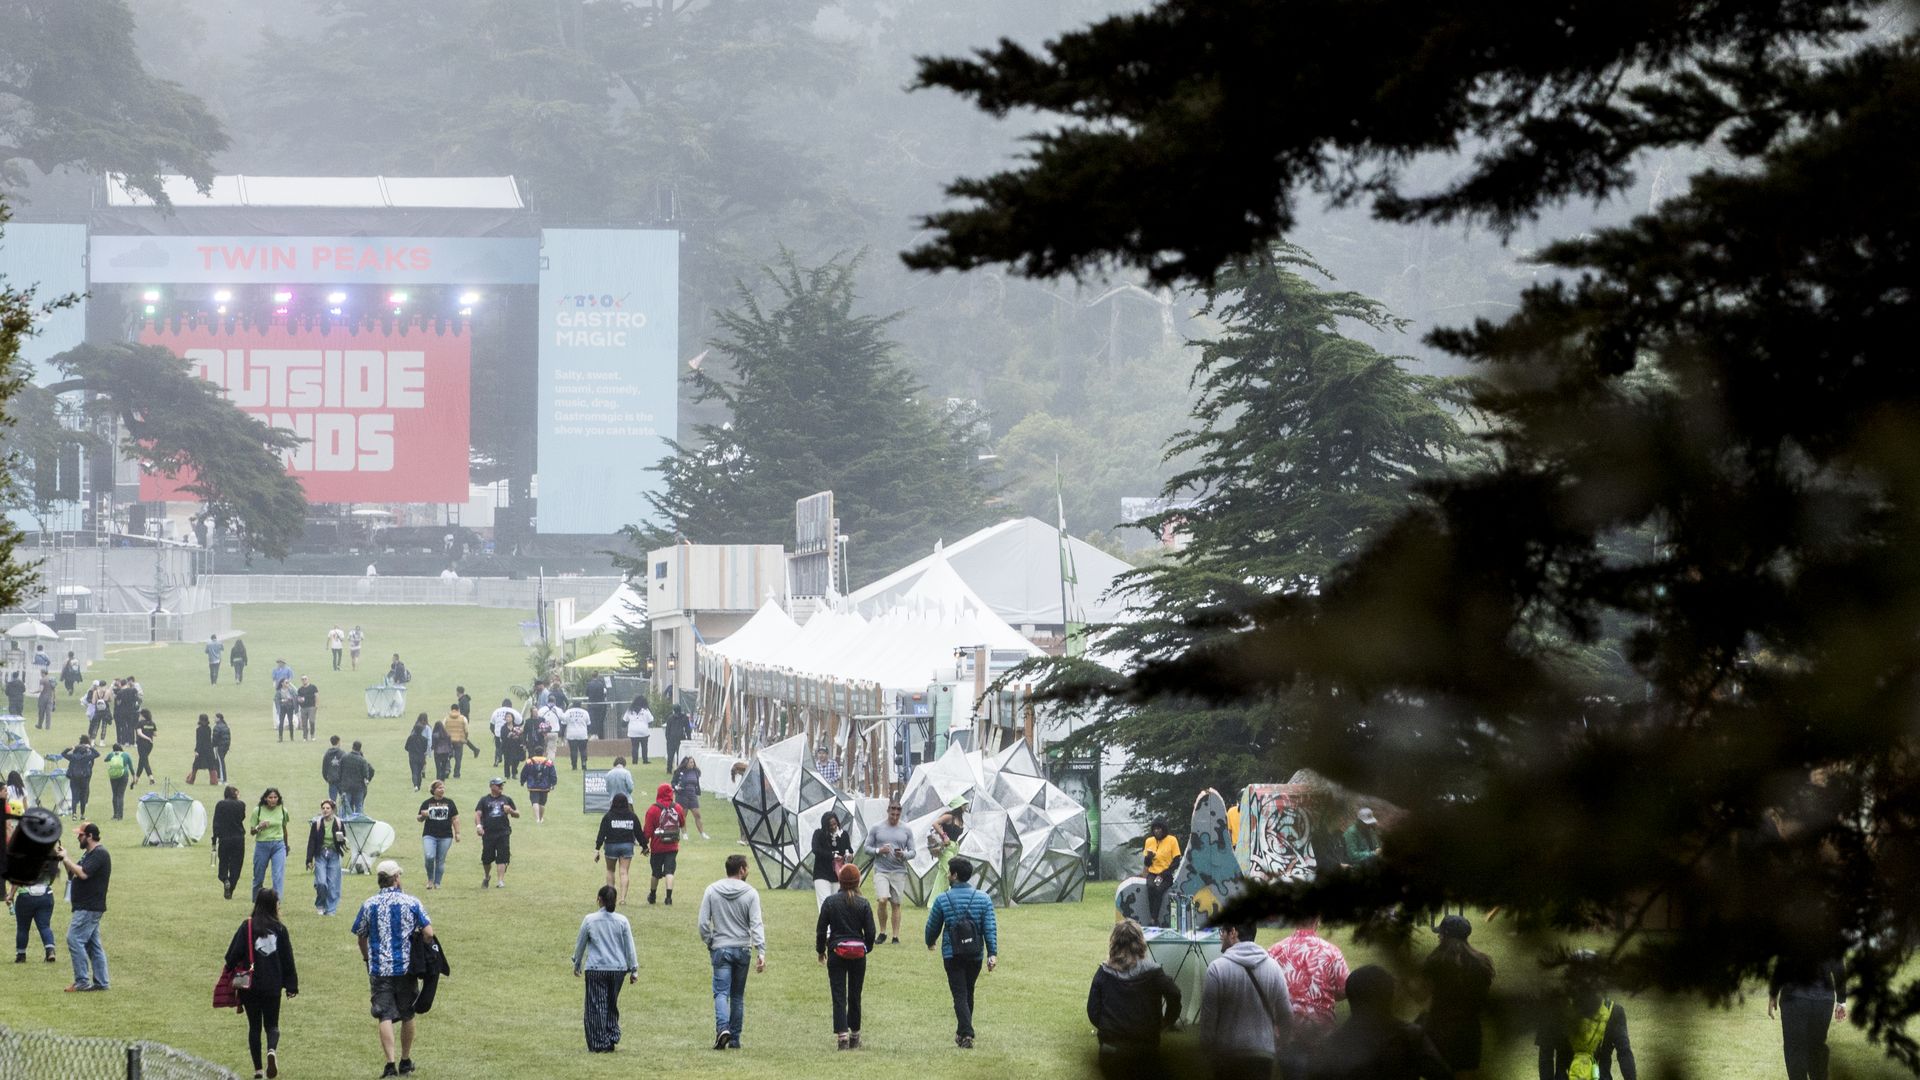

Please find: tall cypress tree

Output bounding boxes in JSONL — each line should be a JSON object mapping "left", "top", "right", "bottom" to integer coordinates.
{"left": 621, "top": 252, "right": 991, "bottom": 584}
{"left": 1054, "top": 246, "right": 1478, "bottom": 820}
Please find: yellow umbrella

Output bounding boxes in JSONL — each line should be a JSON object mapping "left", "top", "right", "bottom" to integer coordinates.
{"left": 564, "top": 647, "right": 639, "bottom": 670}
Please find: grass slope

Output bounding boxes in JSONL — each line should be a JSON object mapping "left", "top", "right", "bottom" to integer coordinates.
{"left": 4, "top": 604, "right": 1902, "bottom": 1078}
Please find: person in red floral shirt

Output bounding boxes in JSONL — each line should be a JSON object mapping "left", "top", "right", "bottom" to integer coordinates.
{"left": 1268, "top": 916, "right": 1351, "bottom": 1051}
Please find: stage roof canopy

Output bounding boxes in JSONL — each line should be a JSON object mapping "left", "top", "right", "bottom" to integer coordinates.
{"left": 105, "top": 175, "right": 526, "bottom": 210}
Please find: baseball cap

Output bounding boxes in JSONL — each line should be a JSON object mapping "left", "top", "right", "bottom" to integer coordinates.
{"left": 489, "top": 777, "right": 505, "bottom": 786}
{"left": 1357, "top": 807, "right": 1378, "bottom": 825}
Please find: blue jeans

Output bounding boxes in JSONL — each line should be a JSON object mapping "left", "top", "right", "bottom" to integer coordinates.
{"left": 340, "top": 788, "right": 365, "bottom": 817}
{"left": 710, "top": 946, "right": 751, "bottom": 1043}
{"left": 67, "top": 909, "right": 107, "bottom": 989}
{"left": 14, "top": 890, "right": 54, "bottom": 954}
{"left": 252, "top": 840, "right": 287, "bottom": 899}
{"left": 312, "top": 848, "right": 342, "bottom": 914}
{"left": 328, "top": 782, "right": 341, "bottom": 806}
{"left": 422, "top": 835, "right": 454, "bottom": 887}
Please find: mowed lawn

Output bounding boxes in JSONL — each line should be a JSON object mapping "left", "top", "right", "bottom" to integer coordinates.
{"left": 5, "top": 604, "right": 1907, "bottom": 1078}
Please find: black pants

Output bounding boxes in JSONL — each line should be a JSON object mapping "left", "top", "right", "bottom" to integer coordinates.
{"left": 216, "top": 836, "right": 245, "bottom": 892}
{"left": 134, "top": 743, "right": 152, "bottom": 778}
{"left": 209, "top": 663, "right": 220, "bottom": 685}
{"left": 944, "top": 955, "right": 982, "bottom": 1038}
{"left": 1782, "top": 992, "right": 1834, "bottom": 1080}
{"left": 434, "top": 754, "right": 451, "bottom": 781}
{"left": 569, "top": 739, "right": 588, "bottom": 770}
{"left": 451, "top": 741, "right": 466, "bottom": 778}
{"left": 630, "top": 737, "right": 649, "bottom": 764}
{"left": 277, "top": 708, "right": 295, "bottom": 739}
{"left": 409, "top": 753, "right": 427, "bottom": 790}
{"left": 1145, "top": 874, "right": 1171, "bottom": 928}
{"left": 69, "top": 776, "right": 90, "bottom": 817}
{"left": 583, "top": 969, "right": 625, "bottom": 1051}
{"left": 233, "top": 663, "right": 245, "bottom": 684}
{"left": 243, "top": 992, "right": 282, "bottom": 1070}
{"left": 1098, "top": 1042, "right": 1167, "bottom": 1080}
{"left": 109, "top": 777, "right": 128, "bottom": 819}
{"left": 828, "top": 954, "right": 867, "bottom": 1033}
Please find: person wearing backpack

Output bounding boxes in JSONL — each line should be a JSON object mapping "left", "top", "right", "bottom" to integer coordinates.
{"left": 322, "top": 736, "right": 347, "bottom": 804}
{"left": 520, "top": 751, "right": 558, "bottom": 825}
{"left": 643, "top": 783, "right": 683, "bottom": 906}
{"left": 924, "top": 856, "right": 999, "bottom": 1049}
{"left": 103, "top": 743, "right": 133, "bottom": 820}
{"left": 1197, "top": 921, "right": 1293, "bottom": 1080}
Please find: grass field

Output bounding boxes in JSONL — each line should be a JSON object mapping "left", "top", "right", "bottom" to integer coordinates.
{"left": 4, "top": 604, "right": 1906, "bottom": 1078}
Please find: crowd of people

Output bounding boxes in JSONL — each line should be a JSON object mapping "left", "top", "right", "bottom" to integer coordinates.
{"left": 0, "top": 631, "right": 1853, "bottom": 1080}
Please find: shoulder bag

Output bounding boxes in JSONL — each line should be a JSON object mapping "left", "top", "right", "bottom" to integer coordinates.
{"left": 213, "top": 919, "right": 253, "bottom": 1010}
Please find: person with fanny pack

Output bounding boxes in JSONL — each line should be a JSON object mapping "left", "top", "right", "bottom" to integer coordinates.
{"left": 815, "top": 862, "right": 877, "bottom": 1051}
{"left": 1197, "top": 921, "right": 1292, "bottom": 1080}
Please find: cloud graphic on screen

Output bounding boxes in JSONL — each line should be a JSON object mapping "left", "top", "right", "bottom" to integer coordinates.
{"left": 108, "top": 241, "right": 170, "bottom": 269}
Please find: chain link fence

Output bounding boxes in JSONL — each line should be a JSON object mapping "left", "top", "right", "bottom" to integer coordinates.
{"left": 0, "top": 1022, "right": 238, "bottom": 1080}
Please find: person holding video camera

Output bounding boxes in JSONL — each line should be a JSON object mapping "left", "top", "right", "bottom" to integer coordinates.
{"left": 57, "top": 821, "right": 110, "bottom": 991}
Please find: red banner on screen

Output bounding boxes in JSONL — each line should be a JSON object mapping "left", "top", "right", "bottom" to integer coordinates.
{"left": 138, "top": 322, "right": 471, "bottom": 503}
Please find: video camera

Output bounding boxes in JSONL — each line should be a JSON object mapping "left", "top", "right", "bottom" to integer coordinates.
{"left": 1, "top": 797, "right": 63, "bottom": 886}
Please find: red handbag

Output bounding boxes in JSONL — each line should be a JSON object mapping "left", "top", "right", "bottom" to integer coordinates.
{"left": 213, "top": 919, "right": 252, "bottom": 1011}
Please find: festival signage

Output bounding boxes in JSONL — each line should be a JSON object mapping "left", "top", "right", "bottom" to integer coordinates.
{"left": 88, "top": 235, "right": 538, "bottom": 285}
{"left": 137, "top": 322, "right": 472, "bottom": 503}
{"left": 535, "top": 229, "right": 679, "bottom": 534}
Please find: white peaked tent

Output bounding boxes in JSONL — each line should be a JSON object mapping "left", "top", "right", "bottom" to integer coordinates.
{"left": 708, "top": 600, "right": 802, "bottom": 661}
{"left": 563, "top": 581, "right": 648, "bottom": 641}
{"left": 848, "top": 517, "right": 1136, "bottom": 629}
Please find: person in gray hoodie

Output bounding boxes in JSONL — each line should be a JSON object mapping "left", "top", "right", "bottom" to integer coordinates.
{"left": 697, "top": 854, "right": 767, "bottom": 1050}
{"left": 1087, "top": 919, "right": 1182, "bottom": 1078}
{"left": 1198, "top": 921, "right": 1292, "bottom": 1080}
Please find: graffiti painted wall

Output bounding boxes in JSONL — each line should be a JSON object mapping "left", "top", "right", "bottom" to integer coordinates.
{"left": 1238, "top": 784, "right": 1318, "bottom": 883}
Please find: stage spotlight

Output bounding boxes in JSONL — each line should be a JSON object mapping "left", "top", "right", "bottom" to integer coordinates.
{"left": 143, "top": 304, "right": 157, "bottom": 315}
{"left": 273, "top": 290, "right": 294, "bottom": 303}
{"left": 329, "top": 306, "right": 344, "bottom": 316}
{"left": 141, "top": 288, "right": 161, "bottom": 302}
{"left": 327, "top": 290, "right": 348, "bottom": 304}
{"left": 216, "top": 305, "right": 228, "bottom": 315}
{"left": 274, "top": 307, "right": 289, "bottom": 317}
{"left": 388, "top": 291, "right": 409, "bottom": 304}
{"left": 459, "top": 307, "right": 473, "bottom": 316}
{"left": 458, "top": 291, "right": 481, "bottom": 306}
{"left": 213, "top": 289, "right": 233, "bottom": 303}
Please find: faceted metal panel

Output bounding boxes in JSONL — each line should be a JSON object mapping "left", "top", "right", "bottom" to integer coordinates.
{"left": 734, "top": 734, "right": 859, "bottom": 890}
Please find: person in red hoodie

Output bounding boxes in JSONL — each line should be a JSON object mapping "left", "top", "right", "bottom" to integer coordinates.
{"left": 643, "top": 783, "right": 684, "bottom": 906}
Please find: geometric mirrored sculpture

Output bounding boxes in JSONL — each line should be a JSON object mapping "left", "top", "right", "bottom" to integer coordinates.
{"left": 734, "top": 734, "right": 859, "bottom": 890}
{"left": 892, "top": 742, "right": 1087, "bottom": 906}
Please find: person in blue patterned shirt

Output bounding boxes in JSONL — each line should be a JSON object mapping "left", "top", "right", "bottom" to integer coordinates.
{"left": 351, "top": 860, "right": 435, "bottom": 1078}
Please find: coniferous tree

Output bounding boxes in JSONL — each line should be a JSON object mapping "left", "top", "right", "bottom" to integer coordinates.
{"left": 618, "top": 252, "right": 991, "bottom": 584}
{"left": 1051, "top": 247, "right": 1478, "bottom": 821}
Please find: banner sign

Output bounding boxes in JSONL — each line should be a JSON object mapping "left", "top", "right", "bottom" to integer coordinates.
{"left": 137, "top": 322, "right": 471, "bottom": 503}
{"left": 89, "top": 235, "right": 538, "bottom": 285}
{"left": 536, "top": 229, "right": 679, "bottom": 533}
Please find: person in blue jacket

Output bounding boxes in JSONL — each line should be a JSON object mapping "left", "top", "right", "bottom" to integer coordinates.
{"left": 924, "top": 856, "right": 999, "bottom": 1049}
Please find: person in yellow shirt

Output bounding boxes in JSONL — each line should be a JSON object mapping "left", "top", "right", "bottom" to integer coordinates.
{"left": 441, "top": 706, "right": 471, "bottom": 779}
{"left": 1226, "top": 803, "right": 1241, "bottom": 848}
{"left": 1142, "top": 818, "right": 1181, "bottom": 928}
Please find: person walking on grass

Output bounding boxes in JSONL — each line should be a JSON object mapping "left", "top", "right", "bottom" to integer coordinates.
{"left": 134, "top": 709, "right": 157, "bottom": 785}
{"left": 227, "top": 887, "right": 299, "bottom": 1080}
{"left": 623, "top": 696, "right": 652, "bottom": 765}
{"left": 442, "top": 702, "right": 472, "bottom": 779}
{"left": 563, "top": 700, "right": 592, "bottom": 770}
{"left": 1768, "top": 942, "right": 1844, "bottom": 1080}
{"left": 249, "top": 788, "right": 293, "bottom": 901}
{"left": 61, "top": 651, "right": 80, "bottom": 696}
{"left": 811, "top": 810, "right": 853, "bottom": 909}
{"left": 352, "top": 860, "right": 433, "bottom": 1078}
{"left": 645, "top": 783, "right": 684, "bottom": 906}
{"left": 328, "top": 625, "right": 345, "bottom": 671}
{"left": 214, "top": 786, "right": 248, "bottom": 899}
{"left": 1087, "top": 919, "right": 1182, "bottom": 1079}
{"left": 1420, "top": 915, "right": 1495, "bottom": 1078}
{"left": 188, "top": 714, "right": 220, "bottom": 786}
{"left": 1198, "top": 921, "right": 1292, "bottom": 1080}
{"left": 103, "top": 743, "right": 132, "bottom": 820}
{"left": 417, "top": 781, "right": 460, "bottom": 891}
{"left": 924, "top": 856, "right": 999, "bottom": 1049}
{"left": 673, "top": 755, "right": 709, "bottom": 840}
{"left": 1308, "top": 965, "right": 1454, "bottom": 1080}
{"left": 297, "top": 677, "right": 318, "bottom": 742}
{"left": 404, "top": 716, "right": 430, "bottom": 791}
{"left": 1535, "top": 951, "right": 1636, "bottom": 1080}
{"left": 212, "top": 713, "right": 232, "bottom": 783}
{"left": 59, "top": 821, "right": 110, "bottom": 992}
{"left": 699, "top": 853, "right": 768, "bottom": 1051}
{"left": 595, "top": 792, "right": 642, "bottom": 905}
{"left": 520, "top": 749, "right": 557, "bottom": 825}
{"left": 323, "top": 735, "right": 347, "bottom": 805}
{"left": 305, "top": 798, "right": 347, "bottom": 916}
{"left": 60, "top": 736, "right": 98, "bottom": 819}
{"left": 206, "top": 633, "right": 224, "bottom": 685}
{"left": 474, "top": 778, "right": 519, "bottom": 889}
{"left": 1269, "top": 915, "right": 1350, "bottom": 1066}
{"left": 604, "top": 757, "right": 635, "bottom": 803}
{"left": 337, "top": 741, "right": 375, "bottom": 817}
{"left": 574, "top": 884, "right": 638, "bottom": 1053}
{"left": 816, "top": 862, "right": 876, "bottom": 1051}
{"left": 490, "top": 698, "right": 518, "bottom": 768}
{"left": 347, "top": 625, "right": 363, "bottom": 671}
{"left": 10, "top": 845, "right": 60, "bottom": 964}
{"left": 230, "top": 638, "right": 249, "bottom": 684}
{"left": 499, "top": 712, "right": 526, "bottom": 784}
{"left": 431, "top": 720, "right": 453, "bottom": 782}
{"left": 274, "top": 679, "right": 298, "bottom": 743}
